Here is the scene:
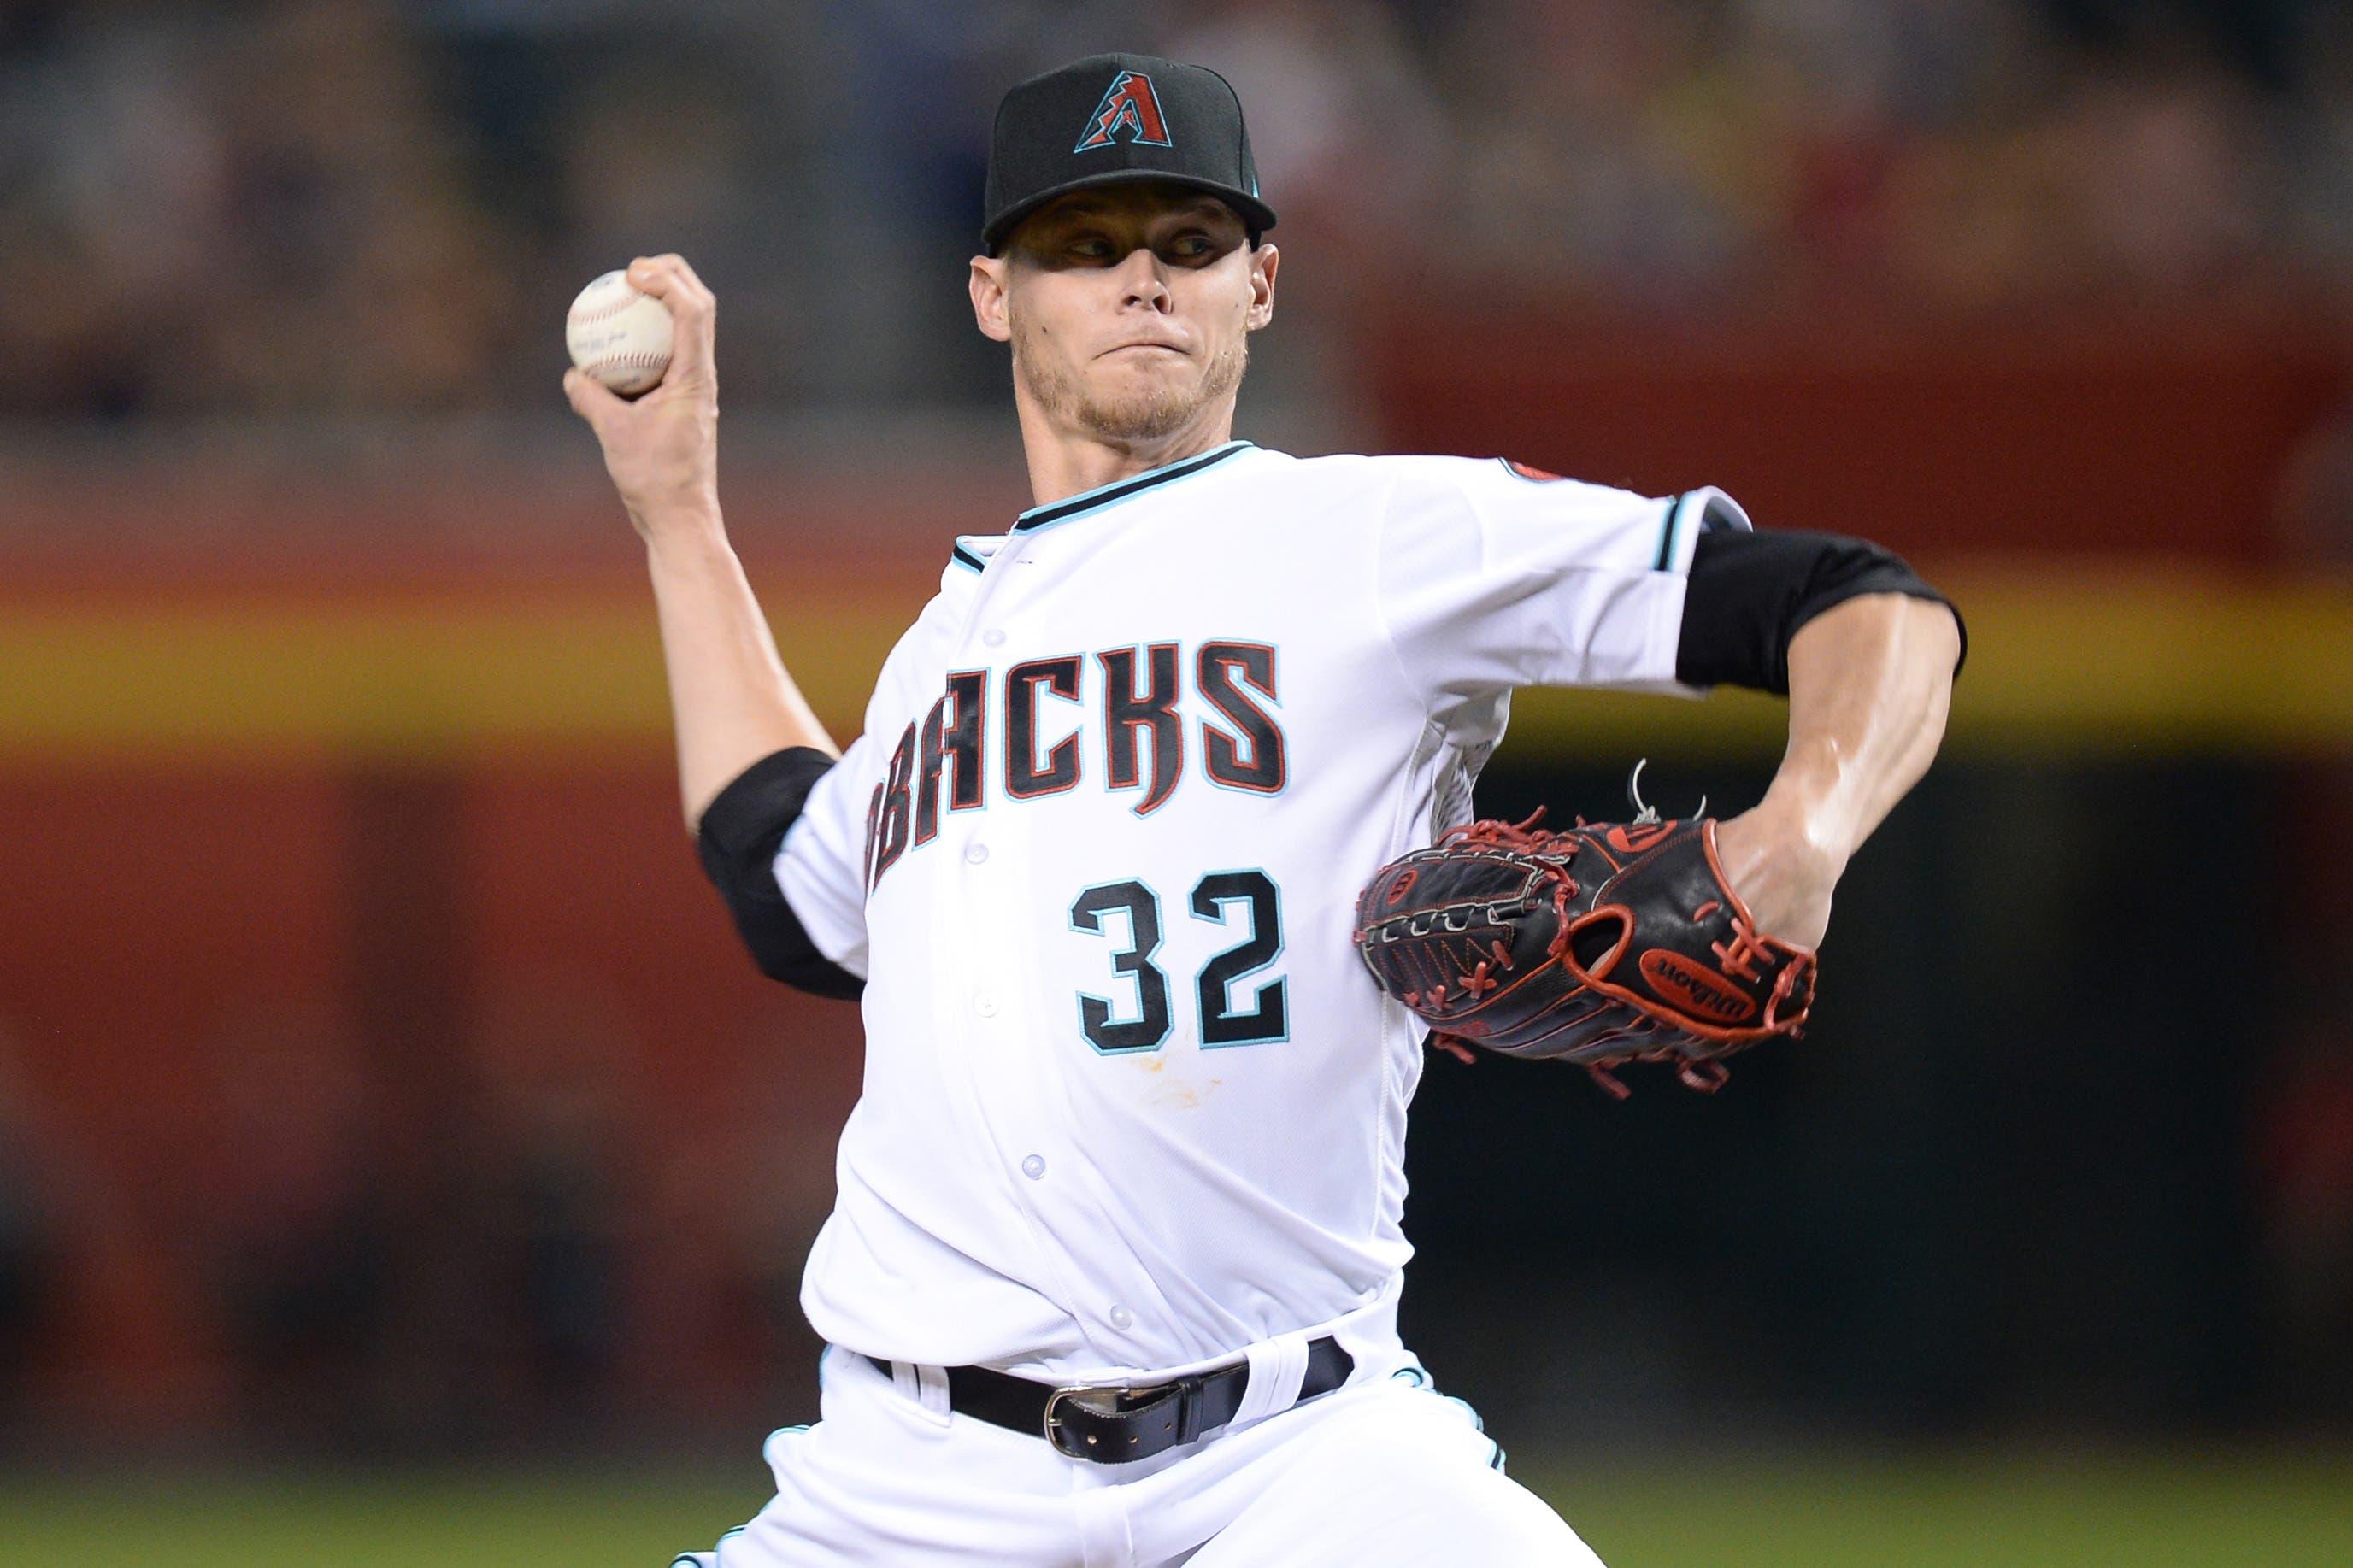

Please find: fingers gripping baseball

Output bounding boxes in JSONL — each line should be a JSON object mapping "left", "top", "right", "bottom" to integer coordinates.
{"left": 565, "top": 255, "right": 720, "bottom": 531}
{"left": 628, "top": 255, "right": 717, "bottom": 384}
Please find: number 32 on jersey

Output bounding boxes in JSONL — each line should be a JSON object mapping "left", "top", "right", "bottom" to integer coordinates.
{"left": 1068, "top": 871, "right": 1286, "bottom": 1054}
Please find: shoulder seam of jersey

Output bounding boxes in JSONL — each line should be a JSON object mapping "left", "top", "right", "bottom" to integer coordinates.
{"left": 1011, "top": 441, "right": 1255, "bottom": 534}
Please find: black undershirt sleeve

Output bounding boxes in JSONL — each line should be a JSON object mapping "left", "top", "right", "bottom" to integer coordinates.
{"left": 1675, "top": 527, "right": 1967, "bottom": 695}
{"left": 695, "top": 746, "right": 866, "bottom": 1000}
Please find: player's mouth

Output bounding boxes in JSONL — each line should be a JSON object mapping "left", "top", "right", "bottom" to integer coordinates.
{"left": 1099, "top": 338, "right": 1189, "bottom": 359}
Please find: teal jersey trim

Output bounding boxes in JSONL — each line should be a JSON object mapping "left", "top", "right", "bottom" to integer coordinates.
{"left": 1655, "top": 491, "right": 1691, "bottom": 572}
{"left": 1656, "top": 486, "right": 1751, "bottom": 571}
{"left": 1391, "top": 1360, "right": 1504, "bottom": 1470}
{"left": 1012, "top": 441, "right": 1255, "bottom": 535}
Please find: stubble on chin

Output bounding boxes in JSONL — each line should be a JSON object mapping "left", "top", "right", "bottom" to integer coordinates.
{"left": 1012, "top": 322, "right": 1248, "bottom": 443}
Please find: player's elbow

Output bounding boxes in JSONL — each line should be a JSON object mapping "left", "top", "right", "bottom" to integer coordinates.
{"left": 1902, "top": 596, "right": 1962, "bottom": 747}
{"left": 1908, "top": 591, "right": 1966, "bottom": 678}
{"left": 738, "top": 930, "right": 868, "bottom": 1000}
{"left": 694, "top": 747, "right": 868, "bottom": 1001}
{"left": 1791, "top": 589, "right": 1967, "bottom": 688}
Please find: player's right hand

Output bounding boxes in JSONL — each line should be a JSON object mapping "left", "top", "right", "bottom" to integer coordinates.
{"left": 565, "top": 254, "right": 720, "bottom": 536}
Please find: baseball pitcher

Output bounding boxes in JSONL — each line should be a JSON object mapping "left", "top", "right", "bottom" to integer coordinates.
{"left": 565, "top": 53, "right": 1964, "bottom": 1568}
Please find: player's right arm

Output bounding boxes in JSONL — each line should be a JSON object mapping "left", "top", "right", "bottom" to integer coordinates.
{"left": 567, "top": 255, "right": 868, "bottom": 999}
{"left": 563, "top": 255, "right": 838, "bottom": 830}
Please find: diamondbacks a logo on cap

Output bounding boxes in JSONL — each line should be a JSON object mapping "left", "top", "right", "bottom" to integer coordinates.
{"left": 1074, "top": 70, "right": 1173, "bottom": 151}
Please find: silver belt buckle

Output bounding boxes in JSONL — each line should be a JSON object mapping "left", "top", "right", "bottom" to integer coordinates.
{"left": 1041, "top": 1384, "right": 1100, "bottom": 1459}
{"left": 1043, "top": 1382, "right": 1163, "bottom": 1461}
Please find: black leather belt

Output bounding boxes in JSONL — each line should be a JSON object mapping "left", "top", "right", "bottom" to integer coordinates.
{"left": 864, "top": 1336, "right": 1355, "bottom": 1465}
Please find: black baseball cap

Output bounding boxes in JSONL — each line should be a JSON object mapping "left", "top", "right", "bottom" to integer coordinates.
{"left": 982, "top": 53, "right": 1278, "bottom": 254}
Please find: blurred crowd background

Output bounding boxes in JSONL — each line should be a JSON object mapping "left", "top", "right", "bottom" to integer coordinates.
{"left": 8, "top": 0, "right": 2353, "bottom": 415}
{"left": 2, "top": 3, "right": 2351, "bottom": 1553}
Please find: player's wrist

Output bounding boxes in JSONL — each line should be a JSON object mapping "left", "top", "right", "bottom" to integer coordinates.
{"left": 632, "top": 488, "right": 726, "bottom": 546}
{"left": 1712, "top": 802, "right": 1841, "bottom": 952}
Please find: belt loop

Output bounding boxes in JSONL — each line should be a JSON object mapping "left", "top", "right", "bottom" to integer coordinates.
{"left": 1174, "top": 1378, "right": 1205, "bottom": 1445}
{"left": 914, "top": 1362, "right": 953, "bottom": 1423}
{"left": 1231, "top": 1330, "right": 1311, "bottom": 1429}
{"left": 889, "top": 1360, "right": 953, "bottom": 1426}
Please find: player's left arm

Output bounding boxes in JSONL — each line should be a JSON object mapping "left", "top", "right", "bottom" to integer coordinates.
{"left": 1679, "top": 529, "right": 1964, "bottom": 948}
{"left": 1373, "top": 462, "right": 1961, "bottom": 953}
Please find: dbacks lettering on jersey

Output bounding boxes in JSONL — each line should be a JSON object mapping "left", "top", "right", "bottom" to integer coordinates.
{"left": 1074, "top": 70, "right": 1174, "bottom": 151}
{"left": 860, "top": 639, "right": 1284, "bottom": 892}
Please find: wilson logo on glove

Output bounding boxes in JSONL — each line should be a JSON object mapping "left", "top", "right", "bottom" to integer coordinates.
{"left": 1636, "top": 949, "right": 1757, "bottom": 1024}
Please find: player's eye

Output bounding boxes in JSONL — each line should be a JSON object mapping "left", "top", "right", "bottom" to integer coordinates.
{"left": 1162, "top": 229, "right": 1232, "bottom": 266}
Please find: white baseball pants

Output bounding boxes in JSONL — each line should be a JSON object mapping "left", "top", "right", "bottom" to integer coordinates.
{"left": 670, "top": 1339, "right": 1602, "bottom": 1567}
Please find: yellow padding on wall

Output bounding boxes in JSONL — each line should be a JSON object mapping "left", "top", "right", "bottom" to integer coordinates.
{"left": 0, "top": 602, "right": 894, "bottom": 759}
{"left": 1515, "top": 567, "right": 2353, "bottom": 757}
{"left": 2, "top": 569, "right": 2347, "bottom": 759}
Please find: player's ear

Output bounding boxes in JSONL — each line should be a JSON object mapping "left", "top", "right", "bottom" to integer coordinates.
{"left": 1245, "top": 244, "right": 1278, "bottom": 332}
{"left": 969, "top": 255, "right": 1013, "bottom": 344}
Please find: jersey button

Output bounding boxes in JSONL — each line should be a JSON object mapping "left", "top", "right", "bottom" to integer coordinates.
{"left": 1108, "top": 1304, "right": 1135, "bottom": 1331}
{"left": 1021, "top": 1154, "right": 1046, "bottom": 1181}
{"left": 982, "top": 628, "right": 1007, "bottom": 648}
{"left": 965, "top": 842, "right": 989, "bottom": 864}
{"left": 975, "top": 993, "right": 998, "bottom": 1018}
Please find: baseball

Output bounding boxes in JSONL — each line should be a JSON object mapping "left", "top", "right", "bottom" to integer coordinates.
{"left": 566, "top": 270, "right": 674, "bottom": 396}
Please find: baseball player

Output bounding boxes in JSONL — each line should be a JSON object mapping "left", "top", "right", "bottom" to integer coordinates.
{"left": 564, "top": 53, "right": 1963, "bottom": 1568}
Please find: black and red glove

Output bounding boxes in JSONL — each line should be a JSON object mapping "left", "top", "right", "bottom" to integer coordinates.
{"left": 1352, "top": 810, "right": 1816, "bottom": 1097}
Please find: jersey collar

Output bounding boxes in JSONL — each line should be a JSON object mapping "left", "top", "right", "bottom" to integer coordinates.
{"left": 1011, "top": 441, "right": 1255, "bottom": 535}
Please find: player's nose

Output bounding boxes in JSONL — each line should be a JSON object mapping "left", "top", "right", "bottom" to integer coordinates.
{"left": 1114, "top": 248, "right": 1174, "bottom": 311}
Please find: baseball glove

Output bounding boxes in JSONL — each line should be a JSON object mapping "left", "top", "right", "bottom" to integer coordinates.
{"left": 1351, "top": 785, "right": 1817, "bottom": 1097}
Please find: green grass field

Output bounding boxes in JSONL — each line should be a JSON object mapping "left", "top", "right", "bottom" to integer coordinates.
{"left": 7, "top": 1451, "right": 2350, "bottom": 1565}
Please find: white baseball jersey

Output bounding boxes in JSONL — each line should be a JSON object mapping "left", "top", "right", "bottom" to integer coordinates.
{"left": 774, "top": 441, "right": 1747, "bottom": 1382}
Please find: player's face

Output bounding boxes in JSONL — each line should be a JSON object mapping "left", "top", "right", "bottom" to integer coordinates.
{"left": 971, "top": 185, "right": 1279, "bottom": 445}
